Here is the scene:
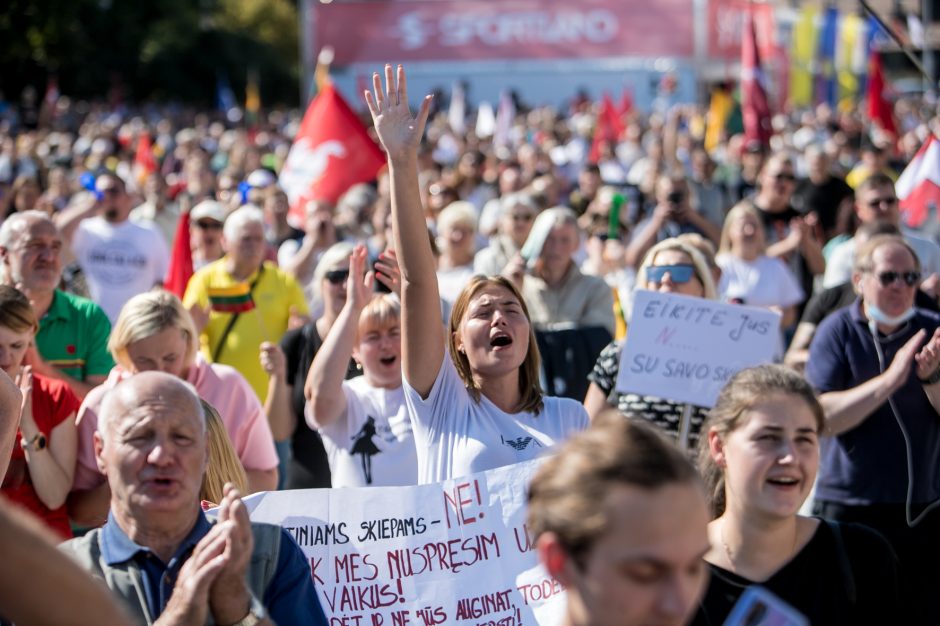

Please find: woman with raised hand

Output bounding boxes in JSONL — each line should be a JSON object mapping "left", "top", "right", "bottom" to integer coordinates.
{"left": 304, "top": 244, "right": 416, "bottom": 487}
{"left": 366, "top": 64, "right": 588, "bottom": 484}
{"left": 691, "top": 365, "right": 899, "bottom": 625}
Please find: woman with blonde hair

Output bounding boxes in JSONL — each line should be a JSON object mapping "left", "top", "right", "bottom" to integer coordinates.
{"left": 584, "top": 237, "right": 718, "bottom": 452}
{"left": 69, "top": 290, "right": 278, "bottom": 527}
{"left": 716, "top": 201, "right": 804, "bottom": 328}
{"left": 367, "top": 66, "right": 588, "bottom": 484}
{"left": 691, "top": 365, "right": 898, "bottom": 624}
{"left": 200, "top": 399, "right": 249, "bottom": 508}
{"left": 305, "top": 244, "right": 416, "bottom": 486}
{"left": 0, "top": 285, "right": 78, "bottom": 539}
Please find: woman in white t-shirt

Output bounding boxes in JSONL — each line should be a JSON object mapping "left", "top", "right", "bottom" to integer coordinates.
{"left": 304, "top": 245, "right": 416, "bottom": 487}
{"left": 366, "top": 66, "right": 588, "bottom": 484}
{"left": 717, "top": 202, "right": 804, "bottom": 328}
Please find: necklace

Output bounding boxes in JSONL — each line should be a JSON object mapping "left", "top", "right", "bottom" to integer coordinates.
{"left": 720, "top": 517, "right": 800, "bottom": 576}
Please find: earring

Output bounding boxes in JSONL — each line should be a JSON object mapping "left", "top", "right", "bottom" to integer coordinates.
{"left": 355, "top": 361, "right": 362, "bottom": 371}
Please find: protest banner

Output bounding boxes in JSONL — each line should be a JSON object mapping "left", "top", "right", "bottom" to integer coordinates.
{"left": 241, "top": 459, "right": 565, "bottom": 626}
{"left": 616, "top": 290, "right": 781, "bottom": 408}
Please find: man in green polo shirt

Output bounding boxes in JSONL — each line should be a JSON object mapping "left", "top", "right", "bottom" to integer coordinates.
{"left": 0, "top": 211, "right": 113, "bottom": 398}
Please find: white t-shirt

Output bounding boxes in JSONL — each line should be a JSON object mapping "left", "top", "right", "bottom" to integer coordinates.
{"left": 72, "top": 217, "right": 169, "bottom": 321}
{"left": 404, "top": 355, "right": 589, "bottom": 484}
{"left": 823, "top": 230, "right": 940, "bottom": 288}
{"left": 717, "top": 253, "right": 805, "bottom": 308}
{"left": 308, "top": 377, "right": 417, "bottom": 488}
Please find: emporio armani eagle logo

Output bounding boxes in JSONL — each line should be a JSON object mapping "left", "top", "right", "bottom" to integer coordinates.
{"left": 500, "top": 435, "right": 543, "bottom": 451}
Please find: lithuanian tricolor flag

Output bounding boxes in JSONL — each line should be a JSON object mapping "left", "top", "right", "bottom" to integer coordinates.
{"left": 208, "top": 283, "right": 255, "bottom": 314}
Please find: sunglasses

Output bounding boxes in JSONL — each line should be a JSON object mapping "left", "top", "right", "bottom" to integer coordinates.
{"left": 646, "top": 264, "right": 696, "bottom": 284}
{"left": 871, "top": 270, "right": 920, "bottom": 287}
{"left": 195, "top": 220, "right": 223, "bottom": 231}
{"left": 98, "top": 187, "right": 121, "bottom": 195}
{"left": 325, "top": 269, "right": 350, "bottom": 285}
{"left": 866, "top": 197, "right": 899, "bottom": 208}
{"left": 773, "top": 173, "right": 797, "bottom": 182}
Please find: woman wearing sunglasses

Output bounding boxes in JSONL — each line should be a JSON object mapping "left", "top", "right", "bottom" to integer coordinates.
{"left": 716, "top": 202, "right": 804, "bottom": 329}
{"left": 584, "top": 237, "right": 717, "bottom": 452}
{"left": 304, "top": 244, "right": 415, "bottom": 487}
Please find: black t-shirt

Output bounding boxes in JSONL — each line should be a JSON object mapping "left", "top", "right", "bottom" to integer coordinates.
{"left": 692, "top": 520, "right": 899, "bottom": 626}
{"left": 793, "top": 176, "right": 853, "bottom": 235}
{"left": 280, "top": 323, "right": 360, "bottom": 489}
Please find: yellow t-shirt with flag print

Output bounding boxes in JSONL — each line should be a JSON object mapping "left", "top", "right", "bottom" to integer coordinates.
{"left": 183, "top": 259, "right": 309, "bottom": 403}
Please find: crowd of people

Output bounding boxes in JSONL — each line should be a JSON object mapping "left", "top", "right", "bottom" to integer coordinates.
{"left": 0, "top": 62, "right": 939, "bottom": 625}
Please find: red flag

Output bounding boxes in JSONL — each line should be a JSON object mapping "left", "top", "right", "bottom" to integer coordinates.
{"left": 617, "top": 88, "right": 634, "bottom": 118}
{"left": 741, "top": 13, "right": 772, "bottom": 149}
{"left": 164, "top": 212, "right": 193, "bottom": 299}
{"left": 588, "top": 93, "right": 626, "bottom": 163}
{"left": 866, "top": 50, "right": 897, "bottom": 137}
{"left": 134, "top": 132, "right": 158, "bottom": 185}
{"left": 279, "top": 84, "right": 386, "bottom": 220}
{"left": 896, "top": 134, "right": 940, "bottom": 228}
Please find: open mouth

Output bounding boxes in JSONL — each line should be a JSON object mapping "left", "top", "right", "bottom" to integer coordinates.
{"left": 490, "top": 335, "right": 513, "bottom": 348}
{"left": 379, "top": 355, "right": 396, "bottom": 366}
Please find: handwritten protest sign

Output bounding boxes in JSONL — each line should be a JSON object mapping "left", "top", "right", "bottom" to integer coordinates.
{"left": 616, "top": 290, "right": 781, "bottom": 407}
{"left": 241, "top": 459, "right": 565, "bottom": 626}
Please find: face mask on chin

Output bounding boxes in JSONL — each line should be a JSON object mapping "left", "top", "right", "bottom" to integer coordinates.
{"left": 865, "top": 302, "right": 916, "bottom": 328}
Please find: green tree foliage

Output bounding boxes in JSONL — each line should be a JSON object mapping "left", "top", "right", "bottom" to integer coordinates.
{"left": 0, "top": 0, "right": 300, "bottom": 106}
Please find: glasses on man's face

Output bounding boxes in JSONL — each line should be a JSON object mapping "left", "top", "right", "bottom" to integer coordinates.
{"left": 195, "top": 220, "right": 223, "bottom": 231}
{"left": 866, "top": 197, "right": 898, "bottom": 209}
{"left": 646, "top": 264, "right": 696, "bottom": 284}
{"left": 99, "top": 187, "right": 120, "bottom": 196}
{"left": 870, "top": 270, "right": 920, "bottom": 288}
{"left": 509, "top": 213, "right": 534, "bottom": 223}
{"left": 773, "top": 172, "right": 796, "bottom": 183}
{"left": 324, "top": 269, "right": 350, "bottom": 285}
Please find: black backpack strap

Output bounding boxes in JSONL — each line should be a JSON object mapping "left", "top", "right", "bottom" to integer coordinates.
{"left": 210, "top": 266, "right": 265, "bottom": 363}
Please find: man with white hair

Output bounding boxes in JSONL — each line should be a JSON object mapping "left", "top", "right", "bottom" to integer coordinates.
{"left": 55, "top": 172, "right": 169, "bottom": 322}
{"left": 0, "top": 210, "right": 113, "bottom": 398}
{"left": 183, "top": 205, "right": 309, "bottom": 403}
{"left": 61, "top": 372, "right": 327, "bottom": 625}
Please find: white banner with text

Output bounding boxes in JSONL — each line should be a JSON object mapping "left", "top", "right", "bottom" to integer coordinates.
{"left": 617, "top": 290, "right": 781, "bottom": 407}
{"left": 242, "top": 459, "right": 564, "bottom": 626}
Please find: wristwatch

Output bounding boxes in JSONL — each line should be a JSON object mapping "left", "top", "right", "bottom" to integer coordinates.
{"left": 20, "top": 433, "right": 47, "bottom": 452}
{"left": 919, "top": 367, "right": 940, "bottom": 386}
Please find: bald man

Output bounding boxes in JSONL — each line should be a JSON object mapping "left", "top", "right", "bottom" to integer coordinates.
{"left": 61, "top": 372, "right": 327, "bottom": 626}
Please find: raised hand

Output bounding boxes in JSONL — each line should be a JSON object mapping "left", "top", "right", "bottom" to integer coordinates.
{"left": 364, "top": 64, "right": 432, "bottom": 160}
{"left": 259, "top": 342, "right": 286, "bottom": 379}
{"left": 374, "top": 248, "right": 401, "bottom": 297}
{"left": 346, "top": 244, "right": 375, "bottom": 311}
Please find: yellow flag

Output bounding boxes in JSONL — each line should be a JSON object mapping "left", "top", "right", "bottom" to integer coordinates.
{"left": 790, "top": 6, "right": 819, "bottom": 108}
{"left": 837, "top": 13, "right": 862, "bottom": 105}
{"left": 705, "top": 87, "right": 733, "bottom": 152}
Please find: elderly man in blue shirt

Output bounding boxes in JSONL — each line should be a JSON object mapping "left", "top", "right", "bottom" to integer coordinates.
{"left": 61, "top": 371, "right": 327, "bottom": 626}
